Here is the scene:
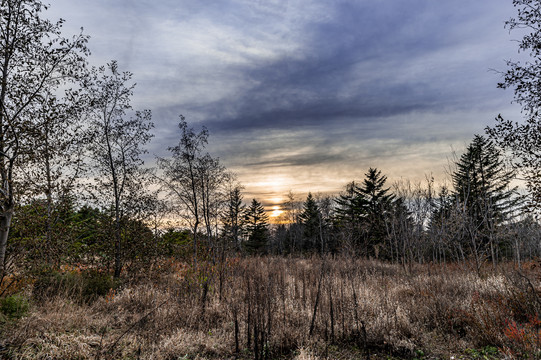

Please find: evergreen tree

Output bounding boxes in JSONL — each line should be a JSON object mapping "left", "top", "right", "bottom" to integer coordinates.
{"left": 299, "top": 192, "right": 320, "bottom": 252}
{"left": 450, "top": 135, "right": 523, "bottom": 264}
{"left": 243, "top": 199, "right": 269, "bottom": 254}
{"left": 428, "top": 185, "right": 457, "bottom": 249}
{"left": 334, "top": 181, "right": 366, "bottom": 249}
{"left": 452, "top": 135, "right": 521, "bottom": 229}
{"left": 334, "top": 168, "right": 394, "bottom": 257}
{"left": 335, "top": 182, "right": 365, "bottom": 224}
{"left": 357, "top": 168, "right": 395, "bottom": 257}
{"left": 222, "top": 184, "right": 246, "bottom": 251}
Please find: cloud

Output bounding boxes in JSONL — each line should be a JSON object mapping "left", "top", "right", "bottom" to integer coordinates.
{"left": 156, "top": 0, "right": 518, "bottom": 138}
{"left": 47, "top": 0, "right": 524, "bottom": 201}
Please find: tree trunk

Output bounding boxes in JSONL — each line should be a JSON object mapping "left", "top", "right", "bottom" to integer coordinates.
{"left": 44, "top": 126, "right": 53, "bottom": 266}
{"left": 192, "top": 221, "right": 199, "bottom": 269}
{"left": 114, "top": 210, "right": 122, "bottom": 278}
{"left": 0, "top": 207, "right": 14, "bottom": 276}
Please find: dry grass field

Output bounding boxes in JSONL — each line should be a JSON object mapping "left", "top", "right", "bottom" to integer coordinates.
{"left": 1, "top": 257, "right": 541, "bottom": 359}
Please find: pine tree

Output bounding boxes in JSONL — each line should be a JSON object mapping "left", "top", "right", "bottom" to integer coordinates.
{"left": 451, "top": 135, "right": 523, "bottom": 266}
{"left": 299, "top": 192, "right": 320, "bottom": 252}
{"left": 429, "top": 185, "right": 455, "bottom": 235}
{"left": 243, "top": 199, "right": 269, "bottom": 254}
{"left": 452, "top": 135, "right": 521, "bottom": 229}
{"left": 222, "top": 184, "right": 246, "bottom": 251}
{"left": 334, "top": 168, "right": 394, "bottom": 257}
{"left": 335, "top": 182, "right": 365, "bottom": 224}
{"left": 357, "top": 168, "right": 395, "bottom": 257}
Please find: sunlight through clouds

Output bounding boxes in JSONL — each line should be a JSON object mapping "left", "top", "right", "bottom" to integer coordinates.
{"left": 47, "top": 0, "right": 523, "bottom": 201}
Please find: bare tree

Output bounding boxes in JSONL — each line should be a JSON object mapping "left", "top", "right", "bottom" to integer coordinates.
{"left": 198, "top": 153, "right": 227, "bottom": 258}
{"left": 389, "top": 179, "right": 436, "bottom": 269}
{"left": 278, "top": 191, "right": 302, "bottom": 252}
{"left": 0, "top": 0, "right": 89, "bottom": 274}
{"left": 19, "top": 91, "right": 85, "bottom": 265}
{"left": 315, "top": 193, "right": 334, "bottom": 254}
{"left": 487, "top": 0, "right": 541, "bottom": 214}
{"left": 157, "top": 117, "right": 209, "bottom": 268}
{"left": 83, "top": 61, "right": 154, "bottom": 278}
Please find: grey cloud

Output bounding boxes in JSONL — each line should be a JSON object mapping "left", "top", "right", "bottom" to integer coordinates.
{"left": 48, "top": 0, "right": 524, "bottom": 198}
{"left": 184, "top": 1, "right": 515, "bottom": 137}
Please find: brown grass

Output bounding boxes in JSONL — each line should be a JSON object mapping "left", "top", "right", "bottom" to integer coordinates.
{"left": 1, "top": 257, "right": 541, "bottom": 359}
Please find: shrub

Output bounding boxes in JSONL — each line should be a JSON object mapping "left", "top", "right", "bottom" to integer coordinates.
{"left": 32, "top": 270, "right": 82, "bottom": 301}
{"left": 32, "top": 268, "right": 115, "bottom": 303}
{"left": 0, "top": 294, "right": 29, "bottom": 320}
{"left": 81, "top": 270, "right": 114, "bottom": 302}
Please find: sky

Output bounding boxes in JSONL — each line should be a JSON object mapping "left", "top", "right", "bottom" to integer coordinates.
{"left": 48, "top": 0, "right": 525, "bottom": 210}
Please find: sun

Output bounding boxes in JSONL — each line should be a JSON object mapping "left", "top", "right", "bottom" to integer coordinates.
{"left": 269, "top": 205, "right": 283, "bottom": 218}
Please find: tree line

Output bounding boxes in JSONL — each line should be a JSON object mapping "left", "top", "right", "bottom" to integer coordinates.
{"left": 265, "top": 136, "right": 533, "bottom": 275}
{"left": 1, "top": 0, "right": 541, "bottom": 280}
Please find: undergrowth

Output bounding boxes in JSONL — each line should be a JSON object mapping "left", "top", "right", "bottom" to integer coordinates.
{"left": 0, "top": 257, "right": 540, "bottom": 359}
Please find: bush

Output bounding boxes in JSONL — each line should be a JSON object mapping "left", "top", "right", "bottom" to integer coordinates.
{"left": 32, "top": 268, "right": 115, "bottom": 303}
{"left": 32, "top": 270, "right": 81, "bottom": 301}
{"left": 81, "top": 270, "right": 114, "bottom": 302}
{"left": 0, "top": 294, "right": 29, "bottom": 320}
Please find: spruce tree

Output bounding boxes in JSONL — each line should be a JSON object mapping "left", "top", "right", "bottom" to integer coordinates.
{"left": 222, "top": 184, "right": 246, "bottom": 251}
{"left": 334, "top": 168, "right": 394, "bottom": 257}
{"left": 299, "top": 192, "right": 320, "bottom": 251}
{"left": 357, "top": 168, "right": 395, "bottom": 257}
{"left": 243, "top": 199, "right": 269, "bottom": 254}
{"left": 335, "top": 182, "right": 365, "bottom": 224}
{"left": 452, "top": 135, "right": 521, "bottom": 229}
{"left": 451, "top": 135, "right": 523, "bottom": 265}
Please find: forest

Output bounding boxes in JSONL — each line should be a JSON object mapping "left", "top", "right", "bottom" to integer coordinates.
{"left": 1, "top": 0, "right": 541, "bottom": 359}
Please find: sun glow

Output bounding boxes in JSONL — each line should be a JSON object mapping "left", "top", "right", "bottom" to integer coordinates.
{"left": 269, "top": 205, "right": 283, "bottom": 218}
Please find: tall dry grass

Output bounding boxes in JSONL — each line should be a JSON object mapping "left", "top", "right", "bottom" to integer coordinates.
{"left": 1, "top": 257, "right": 541, "bottom": 359}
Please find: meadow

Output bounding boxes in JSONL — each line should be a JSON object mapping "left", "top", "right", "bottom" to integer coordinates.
{"left": 1, "top": 256, "right": 540, "bottom": 359}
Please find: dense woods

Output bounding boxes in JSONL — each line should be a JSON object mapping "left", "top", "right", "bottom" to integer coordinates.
{"left": 1, "top": 0, "right": 541, "bottom": 359}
